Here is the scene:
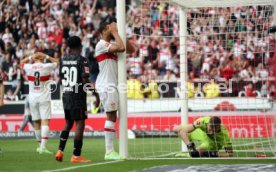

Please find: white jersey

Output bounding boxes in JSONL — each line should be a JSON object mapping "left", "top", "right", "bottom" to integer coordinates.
{"left": 23, "top": 63, "right": 56, "bottom": 103}
{"left": 95, "top": 39, "right": 118, "bottom": 90}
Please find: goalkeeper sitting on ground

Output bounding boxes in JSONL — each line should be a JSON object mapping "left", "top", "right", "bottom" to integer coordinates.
{"left": 173, "top": 116, "right": 233, "bottom": 158}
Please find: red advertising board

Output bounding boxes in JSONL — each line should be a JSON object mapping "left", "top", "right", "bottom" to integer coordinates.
{"left": 0, "top": 112, "right": 275, "bottom": 138}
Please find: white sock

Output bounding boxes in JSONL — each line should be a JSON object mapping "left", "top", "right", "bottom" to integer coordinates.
{"left": 34, "top": 130, "right": 41, "bottom": 146}
{"left": 104, "top": 120, "right": 115, "bottom": 154}
{"left": 41, "top": 125, "right": 49, "bottom": 149}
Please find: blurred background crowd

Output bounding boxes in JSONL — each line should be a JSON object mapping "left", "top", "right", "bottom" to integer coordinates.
{"left": 0, "top": 0, "right": 275, "bottom": 100}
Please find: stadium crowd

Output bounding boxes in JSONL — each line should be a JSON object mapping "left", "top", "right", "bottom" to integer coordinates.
{"left": 0, "top": 0, "right": 275, "bottom": 100}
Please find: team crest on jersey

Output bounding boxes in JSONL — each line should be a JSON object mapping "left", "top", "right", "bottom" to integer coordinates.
{"left": 195, "top": 120, "right": 201, "bottom": 126}
{"left": 105, "top": 42, "right": 110, "bottom": 47}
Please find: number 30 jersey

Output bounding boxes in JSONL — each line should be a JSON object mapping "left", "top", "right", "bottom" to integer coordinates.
{"left": 60, "top": 54, "right": 90, "bottom": 110}
{"left": 23, "top": 63, "right": 57, "bottom": 103}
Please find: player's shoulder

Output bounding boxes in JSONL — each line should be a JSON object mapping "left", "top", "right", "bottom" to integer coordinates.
{"left": 193, "top": 116, "right": 210, "bottom": 128}
{"left": 197, "top": 116, "right": 210, "bottom": 123}
{"left": 96, "top": 39, "right": 110, "bottom": 49}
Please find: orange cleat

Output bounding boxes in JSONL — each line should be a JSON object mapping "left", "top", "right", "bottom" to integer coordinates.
{"left": 70, "top": 156, "right": 92, "bottom": 163}
{"left": 55, "top": 150, "right": 64, "bottom": 162}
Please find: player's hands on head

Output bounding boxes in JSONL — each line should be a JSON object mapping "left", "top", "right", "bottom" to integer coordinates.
{"left": 109, "top": 22, "right": 118, "bottom": 34}
{"left": 37, "top": 52, "right": 46, "bottom": 58}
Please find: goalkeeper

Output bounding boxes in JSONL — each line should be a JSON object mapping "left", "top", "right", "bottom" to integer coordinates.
{"left": 173, "top": 116, "right": 233, "bottom": 158}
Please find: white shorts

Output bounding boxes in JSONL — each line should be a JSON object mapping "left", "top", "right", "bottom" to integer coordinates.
{"left": 99, "top": 87, "right": 119, "bottom": 112}
{"left": 29, "top": 101, "right": 51, "bottom": 121}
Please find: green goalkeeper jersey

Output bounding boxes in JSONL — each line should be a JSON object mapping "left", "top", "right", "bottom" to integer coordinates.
{"left": 192, "top": 117, "right": 232, "bottom": 148}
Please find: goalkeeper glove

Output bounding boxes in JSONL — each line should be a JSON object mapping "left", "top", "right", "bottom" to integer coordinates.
{"left": 187, "top": 142, "right": 200, "bottom": 157}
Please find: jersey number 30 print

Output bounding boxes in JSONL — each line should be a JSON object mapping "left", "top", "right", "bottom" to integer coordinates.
{"left": 61, "top": 66, "right": 78, "bottom": 86}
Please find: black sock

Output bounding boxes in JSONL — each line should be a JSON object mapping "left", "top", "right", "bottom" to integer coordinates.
{"left": 58, "top": 131, "right": 69, "bottom": 151}
{"left": 73, "top": 139, "right": 83, "bottom": 156}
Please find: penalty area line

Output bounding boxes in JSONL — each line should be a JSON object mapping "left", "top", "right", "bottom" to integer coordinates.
{"left": 42, "top": 160, "right": 124, "bottom": 172}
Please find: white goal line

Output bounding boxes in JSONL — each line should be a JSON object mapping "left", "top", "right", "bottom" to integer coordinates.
{"left": 42, "top": 160, "right": 124, "bottom": 172}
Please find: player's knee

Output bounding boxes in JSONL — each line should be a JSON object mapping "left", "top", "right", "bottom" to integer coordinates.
{"left": 75, "top": 120, "right": 85, "bottom": 130}
{"left": 65, "top": 120, "right": 74, "bottom": 130}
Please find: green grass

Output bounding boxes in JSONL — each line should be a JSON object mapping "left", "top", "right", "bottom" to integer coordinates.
{"left": 0, "top": 139, "right": 275, "bottom": 172}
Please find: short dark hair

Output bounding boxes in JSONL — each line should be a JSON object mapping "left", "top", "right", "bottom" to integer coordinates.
{"left": 98, "top": 22, "right": 109, "bottom": 34}
{"left": 209, "top": 116, "right": 221, "bottom": 126}
{"left": 66, "top": 36, "right": 82, "bottom": 49}
{"left": 98, "top": 15, "right": 117, "bottom": 33}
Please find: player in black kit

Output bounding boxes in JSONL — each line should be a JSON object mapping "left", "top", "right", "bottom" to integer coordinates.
{"left": 55, "top": 36, "right": 99, "bottom": 163}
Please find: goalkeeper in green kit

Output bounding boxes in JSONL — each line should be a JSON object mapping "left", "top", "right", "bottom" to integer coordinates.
{"left": 174, "top": 116, "right": 234, "bottom": 158}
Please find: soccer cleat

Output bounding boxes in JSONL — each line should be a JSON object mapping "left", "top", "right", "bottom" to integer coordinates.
{"left": 36, "top": 147, "right": 41, "bottom": 153}
{"left": 175, "top": 152, "right": 191, "bottom": 158}
{"left": 39, "top": 148, "right": 53, "bottom": 154}
{"left": 70, "top": 156, "right": 92, "bottom": 163}
{"left": 55, "top": 150, "right": 64, "bottom": 162}
{"left": 104, "top": 151, "right": 121, "bottom": 160}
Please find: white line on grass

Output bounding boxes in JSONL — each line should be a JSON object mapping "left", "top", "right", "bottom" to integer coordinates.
{"left": 42, "top": 160, "right": 124, "bottom": 172}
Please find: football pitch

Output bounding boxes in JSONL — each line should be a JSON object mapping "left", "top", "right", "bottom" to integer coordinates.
{"left": 0, "top": 138, "right": 276, "bottom": 172}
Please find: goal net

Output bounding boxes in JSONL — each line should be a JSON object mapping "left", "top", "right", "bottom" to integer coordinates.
{"left": 125, "top": 0, "right": 276, "bottom": 159}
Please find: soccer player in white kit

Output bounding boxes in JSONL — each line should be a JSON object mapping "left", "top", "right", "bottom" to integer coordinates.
{"left": 95, "top": 17, "right": 135, "bottom": 160}
{"left": 20, "top": 52, "right": 59, "bottom": 154}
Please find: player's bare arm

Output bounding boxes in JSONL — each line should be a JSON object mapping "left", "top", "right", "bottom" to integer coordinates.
{"left": 20, "top": 52, "right": 44, "bottom": 65}
{"left": 174, "top": 124, "right": 201, "bottom": 157}
{"left": 20, "top": 54, "right": 35, "bottom": 65}
{"left": 108, "top": 22, "right": 126, "bottom": 53}
{"left": 174, "top": 124, "right": 195, "bottom": 145}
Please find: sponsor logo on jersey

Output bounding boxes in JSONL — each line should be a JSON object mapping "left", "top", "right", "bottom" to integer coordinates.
{"left": 195, "top": 120, "right": 201, "bottom": 126}
{"left": 32, "top": 65, "right": 44, "bottom": 70}
{"left": 33, "top": 86, "right": 41, "bottom": 90}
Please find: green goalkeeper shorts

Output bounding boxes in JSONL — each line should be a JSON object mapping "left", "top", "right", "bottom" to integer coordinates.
{"left": 188, "top": 128, "right": 222, "bottom": 151}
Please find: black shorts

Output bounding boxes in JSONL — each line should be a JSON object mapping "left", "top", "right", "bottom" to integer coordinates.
{"left": 64, "top": 108, "right": 87, "bottom": 121}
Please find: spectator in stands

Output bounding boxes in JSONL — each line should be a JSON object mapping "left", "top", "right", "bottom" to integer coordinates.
{"left": 143, "top": 75, "right": 160, "bottom": 99}
{"left": 187, "top": 82, "right": 196, "bottom": 99}
{"left": 256, "top": 63, "right": 268, "bottom": 79}
{"left": 163, "top": 68, "right": 177, "bottom": 82}
{"left": 127, "top": 74, "right": 144, "bottom": 99}
{"left": 4, "top": 89, "right": 17, "bottom": 101}
{"left": 220, "top": 63, "right": 235, "bottom": 80}
{"left": 146, "top": 40, "right": 159, "bottom": 69}
{"left": 2, "top": 28, "right": 13, "bottom": 44}
{"left": 245, "top": 83, "right": 257, "bottom": 97}
{"left": 0, "top": 70, "right": 4, "bottom": 107}
{"left": 203, "top": 79, "right": 220, "bottom": 98}
{"left": 127, "top": 52, "right": 143, "bottom": 77}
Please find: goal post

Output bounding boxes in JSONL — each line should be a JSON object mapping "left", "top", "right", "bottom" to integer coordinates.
{"left": 117, "top": 0, "right": 128, "bottom": 159}
{"left": 179, "top": 6, "right": 188, "bottom": 152}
